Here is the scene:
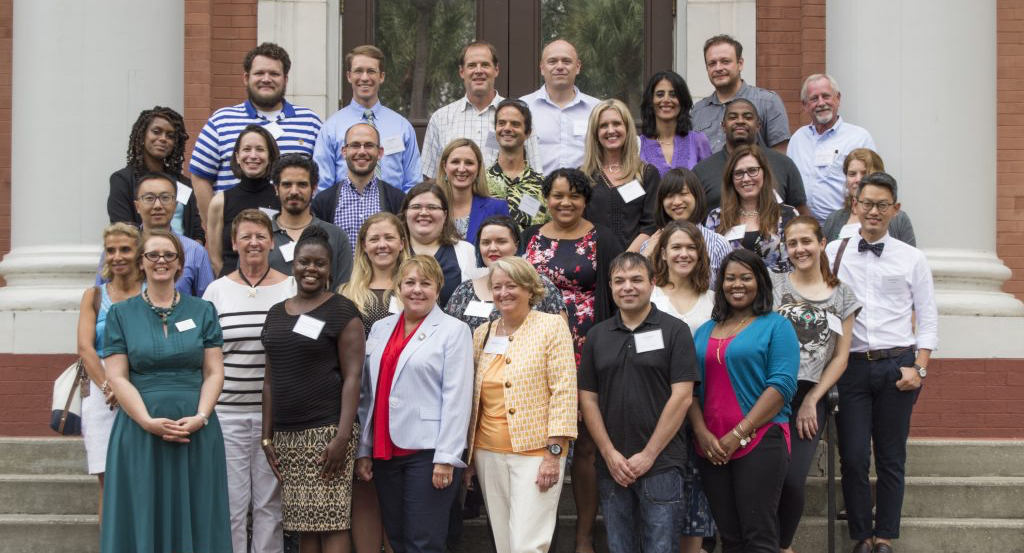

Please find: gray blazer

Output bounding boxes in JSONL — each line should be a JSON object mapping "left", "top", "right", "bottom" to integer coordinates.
{"left": 358, "top": 304, "right": 474, "bottom": 467}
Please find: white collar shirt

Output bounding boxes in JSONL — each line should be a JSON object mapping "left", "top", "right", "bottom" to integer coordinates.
{"left": 787, "top": 117, "right": 876, "bottom": 222}
{"left": 521, "top": 85, "right": 601, "bottom": 175}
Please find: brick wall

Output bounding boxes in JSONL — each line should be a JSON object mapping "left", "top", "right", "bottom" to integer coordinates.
{"left": 755, "top": 0, "right": 826, "bottom": 132}
{"left": 911, "top": 358, "right": 1024, "bottom": 438}
{"left": 0, "top": 354, "right": 77, "bottom": 436}
{"left": 998, "top": 0, "right": 1024, "bottom": 299}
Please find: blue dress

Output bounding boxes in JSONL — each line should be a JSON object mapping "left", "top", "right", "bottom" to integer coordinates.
{"left": 100, "top": 294, "right": 231, "bottom": 553}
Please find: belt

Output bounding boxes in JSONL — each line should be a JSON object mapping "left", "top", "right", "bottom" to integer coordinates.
{"left": 850, "top": 346, "right": 914, "bottom": 361}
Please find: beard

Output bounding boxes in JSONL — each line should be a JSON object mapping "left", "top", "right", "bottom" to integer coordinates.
{"left": 347, "top": 160, "right": 376, "bottom": 179}
{"left": 249, "top": 83, "right": 287, "bottom": 110}
{"left": 813, "top": 108, "right": 834, "bottom": 126}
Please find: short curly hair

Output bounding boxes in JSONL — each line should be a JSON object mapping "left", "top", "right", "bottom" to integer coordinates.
{"left": 244, "top": 42, "right": 291, "bottom": 75}
{"left": 541, "top": 168, "right": 593, "bottom": 204}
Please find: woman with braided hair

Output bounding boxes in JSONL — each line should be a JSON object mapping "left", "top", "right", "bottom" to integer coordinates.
{"left": 107, "top": 106, "right": 206, "bottom": 243}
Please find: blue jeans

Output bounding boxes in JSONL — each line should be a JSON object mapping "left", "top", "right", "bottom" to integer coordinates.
{"left": 598, "top": 468, "right": 684, "bottom": 553}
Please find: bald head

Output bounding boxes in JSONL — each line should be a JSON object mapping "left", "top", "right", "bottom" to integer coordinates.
{"left": 540, "top": 40, "right": 581, "bottom": 92}
{"left": 345, "top": 122, "right": 379, "bottom": 144}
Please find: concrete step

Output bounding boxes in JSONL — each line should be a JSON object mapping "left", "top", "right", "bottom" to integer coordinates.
{"left": 0, "top": 475, "right": 97, "bottom": 515}
{"left": 793, "top": 516, "right": 1024, "bottom": 553}
{"left": 802, "top": 475, "right": 1024, "bottom": 519}
{"left": 0, "top": 438, "right": 86, "bottom": 475}
{"left": 812, "top": 438, "right": 1024, "bottom": 477}
{"left": 0, "top": 514, "right": 99, "bottom": 553}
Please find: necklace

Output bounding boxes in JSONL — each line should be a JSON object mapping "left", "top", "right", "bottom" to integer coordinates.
{"left": 143, "top": 288, "right": 180, "bottom": 327}
{"left": 277, "top": 217, "right": 312, "bottom": 231}
{"left": 716, "top": 314, "right": 752, "bottom": 364}
{"left": 499, "top": 316, "right": 524, "bottom": 337}
{"left": 740, "top": 208, "right": 759, "bottom": 218}
{"left": 239, "top": 265, "right": 272, "bottom": 298}
{"left": 602, "top": 163, "right": 622, "bottom": 173}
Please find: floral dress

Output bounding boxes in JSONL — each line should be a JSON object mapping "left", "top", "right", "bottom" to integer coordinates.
{"left": 524, "top": 229, "right": 598, "bottom": 366}
{"left": 705, "top": 204, "right": 798, "bottom": 273}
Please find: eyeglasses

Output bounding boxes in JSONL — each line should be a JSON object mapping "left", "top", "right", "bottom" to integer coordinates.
{"left": 856, "top": 200, "right": 894, "bottom": 213}
{"left": 344, "top": 142, "right": 379, "bottom": 151}
{"left": 142, "top": 251, "right": 179, "bottom": 262}
{"left": 731, "top": 166, "right": 762, "bottom": 182}
{"left": 408, "top": 204, "right": 445, "bottom": 213}
{"left": 138, "top": 193, "right": 176, "bottom": 205}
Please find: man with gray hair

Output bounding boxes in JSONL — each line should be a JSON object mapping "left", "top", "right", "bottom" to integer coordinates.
{"left": 787, "top": 74, "right": 876, "bottom": 222}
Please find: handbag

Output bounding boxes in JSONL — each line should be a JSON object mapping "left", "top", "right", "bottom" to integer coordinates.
{"left": 50, "top": 285, "right": 101, "bottom": 435}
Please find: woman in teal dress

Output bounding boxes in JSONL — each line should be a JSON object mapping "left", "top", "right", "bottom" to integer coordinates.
{"left": 101, "top": 228, "right": 232, "bottom": 553}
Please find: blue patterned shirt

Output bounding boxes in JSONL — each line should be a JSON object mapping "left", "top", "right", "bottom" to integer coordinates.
{"left": 334, "top": 177, "right": 382, "bottom": 252}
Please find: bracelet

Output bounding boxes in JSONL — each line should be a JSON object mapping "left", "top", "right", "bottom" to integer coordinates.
{"left": 261, "top": 438, "right": 273, "bottom": 448}
{"left": 196, "top": 411, "right": 209, "bottom": 426}
{"left": 100, "top": 380, "right": 110, "bottom": 394}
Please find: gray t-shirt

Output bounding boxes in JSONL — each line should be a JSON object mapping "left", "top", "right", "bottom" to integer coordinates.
{"left": 771, "top": 273, "right": 861, "bottom": 383}
{"left": 691, "top": 81, "right": 791, "bottom": 153}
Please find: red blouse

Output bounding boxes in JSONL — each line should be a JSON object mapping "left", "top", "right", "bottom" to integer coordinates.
{"left": 372, "top": 313, "right": 424, "bottom": 460}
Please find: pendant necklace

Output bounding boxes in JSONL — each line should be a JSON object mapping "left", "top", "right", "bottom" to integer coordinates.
{"left": 143, "top": 288, "right": 180, "bottom": 329}
{"left": 716, "top": 314, "right": 751, "bottom": 364}
{"left": 239, "top": 265, "right": 272, "bottom": 298}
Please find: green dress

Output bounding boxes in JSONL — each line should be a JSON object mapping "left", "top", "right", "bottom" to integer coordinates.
{"left": 100, "top": 295, "right": 231, "bottom": 553}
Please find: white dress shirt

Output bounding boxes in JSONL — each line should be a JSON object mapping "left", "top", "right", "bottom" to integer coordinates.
{"left": 420, "top": 94, "right": 542, "bottom": 178}
{"left": 825, "top": 233, "right": 938, "bottom": 353}
{"left": 787, "top": 117, "right": 875, "bottom": 222}
{"left": 521, "top": 85, "right": 601, "bottom": 175}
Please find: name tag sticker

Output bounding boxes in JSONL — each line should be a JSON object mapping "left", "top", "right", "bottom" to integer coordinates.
{"left": 518, "top": 194, "right": 542, "bottom": 218}
{"left": 814, "top": 149, "right": 836, "bottom": 167}
{"left": 883, "top": 275, "right": 904, "bottom": 293}
{"left": 279, "top": 241, "right": 296, "bottom": 263}
{"left": 264, "top": 121, "right": 284, "bottom": 140}
{"left": 382, "top": 135, "right": 405, "bottom": 155}
{"left": 484, "top": 335, "right": 509, "bottom": 355}
{"left": 176, "top": 182, "right": 192, "bottom": 205}
{"left": 826, "top": 312, "right": 843, "bottom": 335}
{"left": 634, "top": 329, "right": 665, "bottom": 353}
{"left": 388, "top": 296, "right": 400, "bottom": 314}
{"left": 774, "top": 190, "right": 784, "bottom": 204}
{"left": 724, "top": 225, "right": 746, "bottom": 241}
{"left": 617, "top": 179, "right": 645, "bottom": 203}
{"left": 175, "top": 319, "right": 196, "bottom": 332}
{"left": 259, "top": 207, "right": 279, "bottom": 218}
{"left": 839, "top": 223, "right": 861, "bottom": 239}
{"left": 465, "top": 300, "right": 494, "bottom": 318}
{"left": 573, "top": 119, "right": 588, "bottom": 136}
{"left": 293, "top": 314, "right": 326, "bottom": 340}
{"left": 485, "top": 131, "right": 500, "bottom": 151}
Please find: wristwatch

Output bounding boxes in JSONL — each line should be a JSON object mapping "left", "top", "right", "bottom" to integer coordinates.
{"left": 261, "top": 438, "right": 273, "bottom": 448}
{"left": 547, "top": 443, "right": 563, "bottom": 456}
{"left": 913, "top": 364, "right": 927, "bottom": 379}
{"left": 196, "top": 411, "right": 209, "bottom": 426}
{"left": 731, "top": 428, "right": 751, "bottom": 448}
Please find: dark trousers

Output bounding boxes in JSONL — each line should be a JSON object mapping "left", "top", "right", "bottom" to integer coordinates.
{"left": 698, "top": 425, "right": 789, "bottom": 553}
{"left": 778, "top": 380, "right": 827, "bottom": 548}
{"left": 837, "top": 351, "right": 920, "bottom": 541}
{"left": 373, "top": 450, "right": 464, "bottom": 553}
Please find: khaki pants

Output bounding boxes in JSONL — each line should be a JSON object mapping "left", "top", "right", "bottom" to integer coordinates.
{"left": 474, "top": 449, "right": 566, "bottom": 553}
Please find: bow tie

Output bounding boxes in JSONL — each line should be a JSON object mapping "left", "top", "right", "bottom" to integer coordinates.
{"left": 858, "top": 238, "right": 884, "bottom": 257}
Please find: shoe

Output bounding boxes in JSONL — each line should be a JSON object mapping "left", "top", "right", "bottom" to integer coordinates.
{"left": 873, "top": 544, "right": 894, "bottom": 553}
{"left": 851, "top": 541, "right": 872, "bottom": 553}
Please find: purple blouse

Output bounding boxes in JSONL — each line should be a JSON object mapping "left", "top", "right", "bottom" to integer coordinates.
{"left": 639, "top": 132, "right": 712, "bottom": 176}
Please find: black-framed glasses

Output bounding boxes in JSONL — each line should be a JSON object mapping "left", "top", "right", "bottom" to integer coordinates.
{"left": 856, "top": 200, "right": 894, "bottom": 213}
{"left": 408, "top": 204, "right": 445, "bottom": 213}
{"left": 731, "top": 166, "right": 762, "bottom": 182}
{"left": 138, "top": 193, "right": 176, "bottom": 205}
{"left": 143, "top": 251, "right": 179, "bottom": 262}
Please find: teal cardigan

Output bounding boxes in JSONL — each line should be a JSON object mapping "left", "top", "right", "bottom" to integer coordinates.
{"left": 693, "top": 313, "right": 799, "bottom": 424}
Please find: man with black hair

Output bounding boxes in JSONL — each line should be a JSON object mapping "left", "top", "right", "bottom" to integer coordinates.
{"left": 266, "top": 154, "right": 352, "bottom": 288}
{"left": 190, "top": 42, "right": 323, "bottom": 222}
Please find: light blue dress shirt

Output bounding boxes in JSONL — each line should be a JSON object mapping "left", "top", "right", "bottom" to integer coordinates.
{"left": 787, "top": 117, "right": 875, "bottom": 222}
{"left": 520, "top": 85, "right": 601, "bottom": 175}
{"left": 313, "top": 100, "right": 422, "bottom": 192}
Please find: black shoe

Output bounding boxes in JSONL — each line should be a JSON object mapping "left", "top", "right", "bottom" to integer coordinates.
{"left": 851, "top": 541, "right": 872, "bottom": 553}
{"left": 873, "top": 544, "right": 894, "bottom": 553}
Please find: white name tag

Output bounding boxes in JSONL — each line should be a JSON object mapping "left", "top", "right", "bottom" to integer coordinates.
{"left": 388, "top": 296, "right": 400, "bottom": 314}
{"left": 484, "top": 335, "right": 509, "bottom": 355}
{"left": 617, "top": 179, "right": 645, "bottom": 203}
{"left": 634, "top": 329, "right": 665, "bottom": 353}
{"left": 825, "top": 312, "right": 843, "bottom": 335}
{"left": 279, "top": 241, "right": 296, "bottom": 263}
{"left": 176, "top": 182, "right": 192, "bottom": 205}
{"left": 264, "top": 121, "right": 284, "bottom": 140}
{"left": 293, "top": 314, "right": 325, "bottom": 340}
{"left": 839, "top": 223, "right": 861, "bottom": 239}
{"left": 573, "top": 119, "right": 587, "bottom": 136}
{"left": 175, "top": 319, "right": 196, "bottom": 332}
{"left": 259, "top": 207, "right": 279, "bottom": 218}
{"left": 724, "top": 225, "right": 746, "bottom": 241}
{"left": 774, "top": 190, "right": 784, "bottom": 204}
{"left": 518, "top": 194, "right": 542, "bottom": 218}
{"left": 381, "top": 135, "right": 405, "bottom": 155}
{"left": 485, "top": 131, "right": 500, "bottom": 151}
{"left": 883, "top": 275, "right": 904, "bottom": 292}
{"left": 814, "top": 149, "right": 836, "bottom": 167}
{"left": 465, "top": 300, "right": 494, "bottom": 318}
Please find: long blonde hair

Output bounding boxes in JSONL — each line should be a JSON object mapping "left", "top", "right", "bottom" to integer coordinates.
{"left": 339, "top": 213, "right": 409, "bottom": 315}
{"left": 580, "top": 99, "right": 644, "bottom": 182}
{"left": 435, "top": 138, "right": 491, "bottom": 200}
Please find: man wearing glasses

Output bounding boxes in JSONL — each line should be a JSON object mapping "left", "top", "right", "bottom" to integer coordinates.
{"left": 96, "top": 173, "right": 215, "bottom": 297}
{"left": 825, "top": 172, "right": 937, "bottom": 553}
{"left": 787, "top": 74, "right": 875, "bottom": 222}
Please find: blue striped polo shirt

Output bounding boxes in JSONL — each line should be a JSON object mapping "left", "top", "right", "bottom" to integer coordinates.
{"left": 189, "top": 99, "right": 323, "bottom": 192}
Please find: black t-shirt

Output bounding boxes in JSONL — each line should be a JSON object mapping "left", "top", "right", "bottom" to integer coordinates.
{"left": 578, "top": 303, "right": 700, "bottom": 478}
{"left": 693, "top": 147, "right": 807, "bottom": 212}
{"left": 261, "top": 294, "right": 362, "bottom": 432}
{"left": 221, "top": 176, "right": 281, "bottom": 276}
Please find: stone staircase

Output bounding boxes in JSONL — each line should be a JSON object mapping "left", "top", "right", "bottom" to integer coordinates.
{"left": 1, "top": 438, "right": 1022, "bottom": 552}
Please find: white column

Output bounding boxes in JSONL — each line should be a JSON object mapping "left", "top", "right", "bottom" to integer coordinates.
{"left": 0, "top": 0, "right": 183, "bottom": 353}
{"left": 258, "top": 0, "right": 334, "bottom": 120}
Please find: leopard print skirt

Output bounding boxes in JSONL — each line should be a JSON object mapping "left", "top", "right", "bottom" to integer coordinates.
{"left": 274, "top": 423, "right": 359, "bottom": 532}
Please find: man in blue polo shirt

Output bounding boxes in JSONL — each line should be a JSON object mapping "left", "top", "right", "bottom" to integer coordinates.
{"left": 313, "top": 45, "right": 421, "bottom": 192}
{"left": 189, "top": 42, "right": 323, "bottom": 222}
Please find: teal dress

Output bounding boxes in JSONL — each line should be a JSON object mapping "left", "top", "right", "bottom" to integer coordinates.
{"left": 100, "top": 295, "right": 231, "bottom": 553}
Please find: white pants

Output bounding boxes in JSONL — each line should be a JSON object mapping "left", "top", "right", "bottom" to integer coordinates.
{"left": 220, "top": 411, "right": 283, "bottom": 553}
{"left": 474, "top": 449, "right": 566, "bottom": 553}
